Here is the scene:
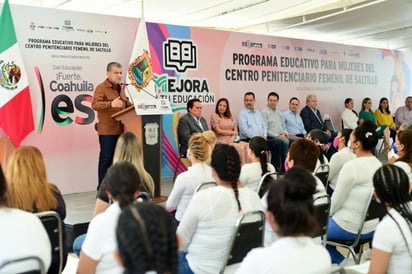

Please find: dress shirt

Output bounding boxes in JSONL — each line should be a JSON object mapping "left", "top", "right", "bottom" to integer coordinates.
{"left": 395, "top": 106, "right": 412, "bottom": 127}
{"left": 237, "top": 107, "right": 267, "bottom": 139}
{"left": 283, "top": 109, "right": 307, "bottom": 135}
{"left": 191, "top": 114, "right": 205, "bottom": 131}
{"left": 261, "top": 106, "right": 287, "bottom": 137}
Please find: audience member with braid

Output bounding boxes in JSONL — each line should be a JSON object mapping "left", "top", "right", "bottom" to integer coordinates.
{"left": 236, "top": 166, "right": 331, "bottom": 273}
{"left": 77, "top": 161, "right": 141, "bottom": 274}
{"left": 115, "top": 202, "right": 178, "bottom": 274}
{"left": 239, "top": 136, "right": 276, "bottom": 192}
{"left": 177, "top": 144, "right": 263, "bottom": 274}
{"left": 366, "top": 165, "right": 412, "bottom": 274}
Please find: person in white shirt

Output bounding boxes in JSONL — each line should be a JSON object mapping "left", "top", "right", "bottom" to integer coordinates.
{"left": 166, "top": 130, "right": 216, "bottom": 223}
{"left": 341, "top": 98, "right": 359, "bottom": 129}
{"left": 115, "top": 202, "right": 178, "bottom": 274}
{"left": 77, "top": 161, "right": 141, "bottom": 274}
{"left": 327, "top": 120, "right": 382, "bottom": 264}
{"left": 328, "top": 129, "right": 356, "bottom": 194}
{"left": 239, "top": 136, "right": 276, "bottom": 192}
{"left": 285, "top": 138, "right": 328, "bottom": 200}
{"left": 367, "top": 165, "right": 412, "bottom": 274}
{"left": 0, "top": 167, "right": 51, "bottom": 274}
{"left": 262, "top": 139, "right": 328, "bottom": 247}
{"left": 388, "top": 129, "right": 412, "bottom": 186}
{"left": 177, "top": 144, "right": 263, "bottom": 274}
{"left": 236, "top": 166, "right": 331, "bottom": 274}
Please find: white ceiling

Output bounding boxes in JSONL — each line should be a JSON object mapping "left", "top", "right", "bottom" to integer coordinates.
{"left": 7, "top": 0, "right": 412, "bottom": 51}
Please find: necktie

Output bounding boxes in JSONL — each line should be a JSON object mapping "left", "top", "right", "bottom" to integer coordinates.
{"left": 314, "top": 109, "right": 323, "bottom": 124}
{"left": 197, "top": 119, "right": 204, "bottom": 131}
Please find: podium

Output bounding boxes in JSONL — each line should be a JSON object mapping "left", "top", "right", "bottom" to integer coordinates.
{"left": 112, "top": 106, "right": 165, "bottom": 201}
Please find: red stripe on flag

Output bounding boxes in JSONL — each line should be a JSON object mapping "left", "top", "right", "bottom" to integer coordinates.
{"left": 0, "top": 86, "right": 34, "bottom": 147}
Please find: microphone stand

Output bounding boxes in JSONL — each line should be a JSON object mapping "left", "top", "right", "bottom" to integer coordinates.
{"left": 122, "top": 83, "right": 157, "bottom": 100}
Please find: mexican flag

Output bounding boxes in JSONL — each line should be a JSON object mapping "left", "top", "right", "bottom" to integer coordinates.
{"left": 0, "top": 0, "right": 34, "bottom": 147}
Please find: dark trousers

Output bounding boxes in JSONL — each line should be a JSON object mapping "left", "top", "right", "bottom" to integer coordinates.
{"left": 98, "top": 134, "right": 119, "bottom": 190}
{"left": 267, "top": 137, "right": 288, "bottom": 172}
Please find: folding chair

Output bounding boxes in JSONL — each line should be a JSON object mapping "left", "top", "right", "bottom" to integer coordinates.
{"left": 312, "top": 194, "right": 331, "bottom": 246}
{"left": 136, "top": 191, "right": 150, "bottom": 202}
{"left": 220, "top": 210, "right": 266, "bottom": 274}
{"left": 0, "top": 255, "right": 45, "bottom": 274}
{"left": 36, "top": 211, "right": 63, "bottom": 274}
{"left": 315, "top": 163, "right": 330, "bottom": 188}
{"left": 256, "top": 171, "right": 278, "bottom": 198}
{"left": 326, "top": 192, "right": 386, "bottom": 264}
{"left": 325, "top": 118, "right": 336, "bottom": 132}
{"left": 173, "top": 142, "right": 186, "bottom": 182}
{"left": 195, "top": 181, "right": 217, "bottom": 192}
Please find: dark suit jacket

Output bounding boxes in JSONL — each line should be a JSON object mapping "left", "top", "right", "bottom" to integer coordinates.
{"left": 177, "top": 113, "right": 208, "bottom": 155}
{"left": 300, "top": 105, "right": 326, "bottom": 132}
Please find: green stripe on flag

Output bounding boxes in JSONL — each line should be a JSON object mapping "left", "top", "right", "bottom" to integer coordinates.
{"left": 0, "top": 0, "right": 17, "bottom": 53}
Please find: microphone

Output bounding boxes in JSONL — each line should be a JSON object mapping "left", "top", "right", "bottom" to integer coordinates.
{"left": 119, "top": 83, "right": 131, "bottom": 86}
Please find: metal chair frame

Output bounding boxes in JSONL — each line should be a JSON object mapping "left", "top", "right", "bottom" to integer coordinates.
{"left": 315, "top": 163, "right": 330, "bottom": 189}
{"left": 220, "top": 210, "right": 266, "bottom": 273}
{"left": 313, "top": 194, "right": 331, "bottom": 246}
{"left": 195, "top": 181, "right": 217, "bottom": 193}
{"left": 0, "top": 255, "right": 45, "bottom": 274}
{"left": 326, "top": 192, "right": 386, "bottom": 264}
{"left": 36, "top": 211, "right": 63, "bottom": 274}
{"left": 256, "top": 171, "right": 278, "bottom": 198}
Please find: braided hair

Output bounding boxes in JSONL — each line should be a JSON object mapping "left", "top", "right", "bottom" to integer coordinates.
{"left": 211, "top": 144, "right": 242, "bottom": 211}
{"left": 116, "top": 202, "right": 178, "bottom": 274}
{"left": 102, "top": 161, "right": 140, "bottom": 209}
{"left": 249, "top": 137, "right": 269, "bottom": 175}
{"left": 373, "top": 165, "right": 412, "bottom": 256}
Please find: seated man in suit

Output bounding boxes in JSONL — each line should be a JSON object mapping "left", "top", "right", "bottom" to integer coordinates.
{"left": 300, "top": 94, "right": 337, "bottom": 159}
{"left": 300, "top": 94, "right": 328, "bottom": 133}
{"left": 177, "top": 98, "right": 208, "bottom": 156}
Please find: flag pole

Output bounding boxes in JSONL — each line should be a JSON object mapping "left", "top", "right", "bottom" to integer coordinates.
{"left": 141, "top": 0, "right": 144, "bottom": 20}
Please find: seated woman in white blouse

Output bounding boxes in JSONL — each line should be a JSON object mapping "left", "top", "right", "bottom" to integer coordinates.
{"left": 239, "top": 136, "right": 276, "bottom": 192}
{"left": 328, "top": 128, "right": 356, "bottom": 194}
{"left": 177, "top": 144, "right": 263, "bottom": 274}
{"left": 165, "top": 130, "right": 216, "bottom": 224}
{"left": 327, "top": 120, "right": 382, "bottom": 264}
{"left": 236, "top": 166, "right": 331, "bottom": 274}
{"left": 341, "top": 97, "right": 359, "bottom": 129}
{"left": 367, "top": 164, "right": 412, "bottom": 274}
{"left": 0, "top": 167, "right": 51, "bottom": 274}
{"left": 388, "top": 129, "right": 412, "bottom": 186}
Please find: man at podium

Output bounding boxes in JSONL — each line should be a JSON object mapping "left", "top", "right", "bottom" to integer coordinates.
{"left": 92, "top": 62, "right": 131, "bottom": 190}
